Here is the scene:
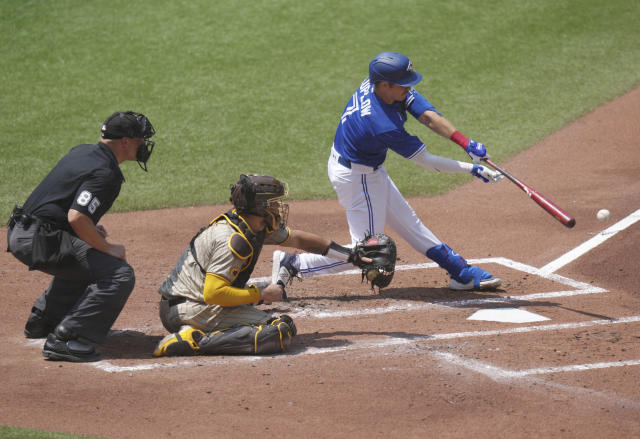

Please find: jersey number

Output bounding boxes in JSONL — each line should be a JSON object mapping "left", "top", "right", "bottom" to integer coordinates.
{"left": 77, "top": 190, "right": 101, "bottom": 214}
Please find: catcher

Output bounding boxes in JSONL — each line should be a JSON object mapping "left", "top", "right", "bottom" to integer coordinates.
{"left": 153, "top": 174, "right": 395, "bottom": 357}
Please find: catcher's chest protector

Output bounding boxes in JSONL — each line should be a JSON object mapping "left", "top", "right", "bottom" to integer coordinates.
{"left": 189, "top": 210, "right": 265, "bottom": 288}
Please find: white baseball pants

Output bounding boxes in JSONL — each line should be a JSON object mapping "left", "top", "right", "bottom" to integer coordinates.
{"left": 296, "top": 147, "right": 442, "bottom": 278}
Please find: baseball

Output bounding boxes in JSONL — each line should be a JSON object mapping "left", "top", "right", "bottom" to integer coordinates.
{"left": 366, "top": 268, "right": 379, "bottom": 282}
{"left": 597, "top": 209, "right": 610, "bottom": 221}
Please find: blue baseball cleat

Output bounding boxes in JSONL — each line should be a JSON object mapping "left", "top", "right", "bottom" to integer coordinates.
{"left": 449, "top": 265, "right": 502, "bottom": 290}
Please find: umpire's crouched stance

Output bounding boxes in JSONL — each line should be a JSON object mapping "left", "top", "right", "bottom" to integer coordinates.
{"left": 7, "top": 111, "right": 156, "bottom": 362}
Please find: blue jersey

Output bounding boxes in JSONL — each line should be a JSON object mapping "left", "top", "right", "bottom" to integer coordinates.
{"left": 333, "top": 78, "right": 441, "bottom": 168}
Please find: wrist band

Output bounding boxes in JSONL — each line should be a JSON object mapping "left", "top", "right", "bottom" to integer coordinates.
{"left": 323, "top": 241, "right": 351, "bottom": 262}
{"left": 450, "top": 131, "right": 469, "bottom": 148}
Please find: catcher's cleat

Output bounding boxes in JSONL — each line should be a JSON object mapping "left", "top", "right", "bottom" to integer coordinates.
{"left": 153, "top": 325, "right": 204, "bottom": 357}
{"left": 449, "top": 266, "right": 502, "bottom": 290}
{"left": 271, "top": 250, "right": 299, "bottom": 286}
{"left": 43, "top": 330, "right": 100, "bottom": 363}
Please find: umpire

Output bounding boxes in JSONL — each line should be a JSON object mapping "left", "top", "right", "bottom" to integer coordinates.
{"left": 7, "top": 111, "right": 156, "bottom": 362}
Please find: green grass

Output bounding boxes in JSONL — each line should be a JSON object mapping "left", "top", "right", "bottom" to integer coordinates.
{"left": 0, "top": 3, "right": 639, "bottom": 437}
{"left": 1, "top": 0, "right": 639, "bottom": 223}
{"left": 0, "top": 425, "right": 106, "bottom": 439}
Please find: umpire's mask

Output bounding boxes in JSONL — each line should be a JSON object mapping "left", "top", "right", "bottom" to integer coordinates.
{"left": 101, "top": 111, "right": 156, "bottom": 171}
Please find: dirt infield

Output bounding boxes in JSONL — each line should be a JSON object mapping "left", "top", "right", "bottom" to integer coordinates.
{"left": 1, "top": 87, "right": 639, "bottom": 439}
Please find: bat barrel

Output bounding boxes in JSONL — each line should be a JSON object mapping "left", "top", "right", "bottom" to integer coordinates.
{"left": 483, "top": 159, "right": 576, "bottom": 228}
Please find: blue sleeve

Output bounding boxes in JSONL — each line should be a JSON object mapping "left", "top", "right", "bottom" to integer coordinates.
{"left": 378, "top": 129, "right": 426, "bottom": 159}
{"left": 406, "top": 89, "right": 441, "bottom": 118}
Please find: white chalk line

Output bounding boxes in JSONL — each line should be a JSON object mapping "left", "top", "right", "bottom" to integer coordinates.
{"left": 539, "top": 208, "right": 640, "bottom": 275}
{"left": 512, "top": 359, "right": 640, "bottom": 376}
{"left": 250, "top": 206, "right": 640, "bottom": 287}
{"left": 94, "top": 315, "right": 640, "bottom": 373}
{"left": 283, "top": 257, "right": 607, "bottom": 320}
{"left": 418, "top": 315, "right": 640, "bottom": 340}
{"left": 96, "top": 356, "right": 261, "bottom": 373}
{"left": 432, "top": 351, "right": 640, "bottom": 409}
{"left": 92, "top": 211, "right": 637, "bottom": 373}
{"left": 432, "top": 351, "right": 640, "bottom": 379}
{"left": 93, "top": 256, "right": 621, "bottom": 373}
{"left": 287, "top": 286, "right": 606, "bottom": 320}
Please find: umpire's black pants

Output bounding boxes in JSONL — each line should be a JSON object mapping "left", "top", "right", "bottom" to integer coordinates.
{"left": 7, "top": 221, "right": 135, "bottom": 344}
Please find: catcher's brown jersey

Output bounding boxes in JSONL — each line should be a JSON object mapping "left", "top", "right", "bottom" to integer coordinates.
{"left": 158, "top": 217, "right": 290, "bottom": 305}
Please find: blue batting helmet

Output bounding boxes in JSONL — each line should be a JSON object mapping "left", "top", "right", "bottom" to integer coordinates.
{"left": 368, "top": 52, "right": 422, "bottom": 86}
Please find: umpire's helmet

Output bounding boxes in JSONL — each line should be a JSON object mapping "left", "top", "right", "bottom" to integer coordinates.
{"left": 101, "top": 111, "right": 156, "bottom": 171}
{"left": 368, "top": 52, "right": 422, "bottom": 86}
{"left": 230, "top": 174, "right": 289, "bottom": 226}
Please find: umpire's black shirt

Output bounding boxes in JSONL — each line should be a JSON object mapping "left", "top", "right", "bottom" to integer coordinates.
{"left": 23, "top": 142, "right": 124, "bottom": 233}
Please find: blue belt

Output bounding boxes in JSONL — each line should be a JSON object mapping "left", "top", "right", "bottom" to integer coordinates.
{"left": 337, "top": 155, "right": 380, "bottom": 171}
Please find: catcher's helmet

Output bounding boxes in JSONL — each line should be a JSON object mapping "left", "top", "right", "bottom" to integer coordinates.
{"left": 368, "top": 52, "right": 422, "bottom": 86}
{"left": 230, "top": 174, "right": 289, "bottom": 225}
{"left": 101, "top": 111, "right": 156, "bottom": 171}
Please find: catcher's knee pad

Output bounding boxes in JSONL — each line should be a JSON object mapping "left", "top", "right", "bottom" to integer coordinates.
{"left": 267, "top": 314, "right": 297, "bottom": 337}
{"left": 197, "top": 315, "right": 296, "bottom": 355}
{"left": 426, "top": 243, "right": 470, "bottom": 282}
{"left": 153, "top": 326, "right": 204, "bottom": 357}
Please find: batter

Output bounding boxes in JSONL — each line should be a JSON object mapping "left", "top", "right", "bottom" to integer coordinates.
{"left": 273, "top": 52, "right": 503, "bottom": 291}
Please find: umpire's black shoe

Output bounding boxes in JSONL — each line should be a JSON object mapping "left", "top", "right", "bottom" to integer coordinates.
{"left": 24, "top": 308, "right": 56, "bottom": 339}
{"left": 43, "top": 326, "right": 100, "bottom": 363}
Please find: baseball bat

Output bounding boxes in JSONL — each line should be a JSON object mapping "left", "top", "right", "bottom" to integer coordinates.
{"left": 481, "top": 158, "right": 576, "bottom": 228}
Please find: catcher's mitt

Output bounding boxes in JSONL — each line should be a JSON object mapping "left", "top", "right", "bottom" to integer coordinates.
{"left": 351, "top": 233, "right": 397, "bottom": 289}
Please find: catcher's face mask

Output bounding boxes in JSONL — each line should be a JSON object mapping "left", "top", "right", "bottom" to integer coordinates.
{"left": 264, "top": 196, "right": 289, "bottom": 231}
{"left": 231, "top": 174, "right": 289, "bottom": 228}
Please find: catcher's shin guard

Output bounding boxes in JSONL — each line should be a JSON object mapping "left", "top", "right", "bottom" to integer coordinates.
{"left": 197, "top": 315, "right": 296, "bottom": 355}
{"left": 153, "top": 326, "right": 204, "bottom": 357}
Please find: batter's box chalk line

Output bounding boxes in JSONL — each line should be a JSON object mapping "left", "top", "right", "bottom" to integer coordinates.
{"left": 252, "top": 207, "right": 640, "bottom": 320}
{"left": 260, "top": 257, "right": 609, "bottom": 320}
{"left": 431, "top": 351, "right": 640, "bottom": 410}
{"left": 93, "top": 315, "right": 640, "bottom": 374}
{"left": 87, "top": 209, "right": 640, "bottom": 373}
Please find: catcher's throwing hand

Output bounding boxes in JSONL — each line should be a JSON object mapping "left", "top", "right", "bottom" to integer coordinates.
{"left": 260, "top": 283, "right": 286, "bottom": 304}
{"left": 349, "top": 233, "right": 397, "bottom": 289}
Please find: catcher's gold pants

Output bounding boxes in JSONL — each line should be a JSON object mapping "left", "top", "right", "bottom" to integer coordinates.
{"left": 159, "top": 298, "right": 270, "bottom": 333}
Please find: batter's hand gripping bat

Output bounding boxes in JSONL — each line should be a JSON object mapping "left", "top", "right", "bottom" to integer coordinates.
{"left": 481, "top": 157, "right": 576, "bottom": 228}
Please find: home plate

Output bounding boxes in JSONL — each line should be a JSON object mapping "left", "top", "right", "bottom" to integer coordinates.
{"left": 468, "top": 308, "right": 550, "bottom": 323}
